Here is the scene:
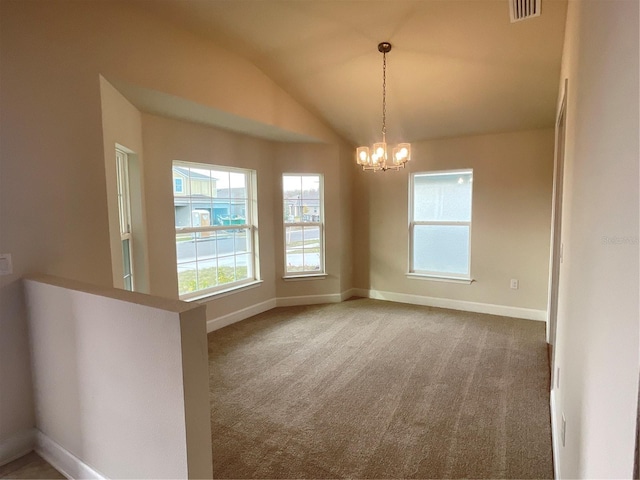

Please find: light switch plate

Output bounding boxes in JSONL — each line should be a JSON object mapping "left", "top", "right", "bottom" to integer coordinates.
{"left": 0, "top": 254, "right": 13, "bottom": 275}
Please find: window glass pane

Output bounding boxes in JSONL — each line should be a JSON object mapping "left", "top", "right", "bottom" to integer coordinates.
{"left": 285, "top": 226, "right": 301, "bottom": 272}
{"left": 302, "top": 176, "right": 321, "bottom": 223}
{"left": 283, "top": 175, "right": 322, "bottom": 224}
{"left": 217, "top": 256, "right": 237, "bottom": 284}
{"left": 122, "top": 239, "right": 131, "bottom": 273}
{"left": 413, "top": 225, "right": 470, "bottom": 275}
{"left": 285, "top": 225, "right": 321, "bottom": 273}
{"left": 174, "top": 204, "right": 191, "bottom": 228}
{"left": 195, "top": 231, "right": 217, "bottom": 259}
{"left": 178, "top": 262, "right": 198, "bottom": 295}
{"left": 173, "top": 162, "right": 257, "bottom": 298}
{"left": 209, "top": 170, "right": 227, "bottom": 198}
{"left": 233, "top": 229, "right": 250, "bottom": 254}
{"left": 283, "top": 175, "right": 302, "bottom": 223}
{"left": 283, "top": 174, "right": 324, "bottom": 275}
{"left": 122, "top": 239, "right": 133, "bottom": 291}
{"left": 413, "top": 172, "right": 472, "bottom": 222}
{"left": 197, "top": 258, "right": 218, "bottom": 291}
{"left": 229, "top": 172, "right": 246, "bottom": 196}
{"left": 283, "top": 175, "right": 302, "bottom": 196}
{"left": 176, "top": 232, "right": 197, "bottom": 265}
{"left": 235, "top": 254, "right": 251, "bottom": 280}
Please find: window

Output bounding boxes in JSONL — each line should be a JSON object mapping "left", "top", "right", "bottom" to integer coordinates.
{"left": 173, "top": 161, "right": 258, "bottom": 299}
{"left": 282, "top": 174, "right": 324, "bottom": 276}
{"left": 409, "top": 169, "right": 473, "bottom": 280}
{"left": 174, "top": 177, "right": 184, "bottom": 194}
{"left": 116, "top": 149, "right": 134, "bottom": 290}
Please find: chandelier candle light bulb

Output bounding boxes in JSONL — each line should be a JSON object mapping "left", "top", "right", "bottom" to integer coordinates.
{"left": 356, "top": 42, "right": 411, "bottom": 172}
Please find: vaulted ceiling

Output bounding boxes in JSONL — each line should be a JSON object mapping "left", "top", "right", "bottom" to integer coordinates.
{"left": 133, "top": 0, "right": 568, "bottom": 146}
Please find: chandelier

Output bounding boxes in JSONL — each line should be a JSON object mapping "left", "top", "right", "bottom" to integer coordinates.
{"left": 356, "top": 42, "right": 411, "bottom": 172}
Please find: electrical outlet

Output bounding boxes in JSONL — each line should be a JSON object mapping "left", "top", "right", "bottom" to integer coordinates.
{"left": 561, "top": 413, "right": 566, "bottom": 447}
{"left": 510, "top": 278, "right": 519, "bottom": 289}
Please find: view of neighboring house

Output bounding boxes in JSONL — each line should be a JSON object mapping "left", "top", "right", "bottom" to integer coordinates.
{"left": 173, "top": 166, "right": 246, "bottom": 228}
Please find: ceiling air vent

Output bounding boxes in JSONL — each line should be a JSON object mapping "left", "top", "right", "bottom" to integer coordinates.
{"left": 509, "top": 0, "right": 541, "bottom": 22}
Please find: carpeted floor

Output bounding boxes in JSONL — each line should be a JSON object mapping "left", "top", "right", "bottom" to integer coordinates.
{"left": 209, "top": 298, "right": 553, "bottom": 479}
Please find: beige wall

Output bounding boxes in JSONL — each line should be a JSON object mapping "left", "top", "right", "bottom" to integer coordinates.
{"left": 0, "top": 0, "right": 349, "bottom": 455}
{"left": 273, "top": 143, "right": 343, "bottom": 299}
{"left": 551, "top": 1, "right": 639, "bottom": 477}
{"left": 353, "top": 129, "right": 554, "bottom": 313}
{"left": 141, "top": 113, "right": 279, "bottom": 319}
{"left": 100, "top": 76, "right": 150, "bottom": 293}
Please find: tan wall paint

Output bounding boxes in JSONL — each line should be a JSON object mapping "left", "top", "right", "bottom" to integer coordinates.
{"left": 0, "top": 0, "right": 348, "bottom": 451}
{"left": 353, "top": 129, "right": 554, "bottom": 311}
{"left": 551, "top": 1, "right": 639, "bottom": 477}
{"left": 339, "top": 145, "right": 355, "bottom": 294}
{"left": 99, "top": 76, "right": 150, "bottom": 293}
{"left": 273, "top": 143, "right": 343, "bottom": 299}
{"left": 141, "top": 113, "right": 278, "bottom": 319}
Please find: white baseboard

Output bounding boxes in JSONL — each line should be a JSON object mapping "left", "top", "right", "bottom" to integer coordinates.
{"left": 276, "top": 293, "right": 343, "bottom": 307}
{"left": 340, "top": 288, "right": 357, "bottom": 301}
{"left": 550, "top": 389, "right": 560, "bottom": 479}
{"left": 35, "top": 430, "right": 106, "bottom": 480}
{"left": 0, "top": 428, "right": 35, "bottom": 467}
{"left": 362, "top": 289, "right": 547, "bottom": 321}
{"left": 206, "top": 289, "right": 545, "bottom": 332}
{"left": 350, "top": 288, "right": 370, "bottom": 299}
{"left": 207, "top": 299, "right": 276, "bottom": 332}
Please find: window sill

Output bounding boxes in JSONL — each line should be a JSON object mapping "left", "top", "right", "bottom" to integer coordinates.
{"left": 406, "top": 273, "right": 474, "bottom": 285}
{"left": 180, "top": 279, "right": 263, "bottom": 302}
{"left": 283, "top": 273, "right": 327, "bottom": 282}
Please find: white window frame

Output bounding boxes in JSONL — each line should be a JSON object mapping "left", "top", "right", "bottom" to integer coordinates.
{"left": 116, "top": 149, "right": 134, "bottom": 291}
{"left": 173, "top": 161, "right": 259, "bottom": 300}
{"left": 282, "top": 173, "right": 325, "bottom": 278}
{"left": 408, "top": 169, "right": 473, "bottom": 283}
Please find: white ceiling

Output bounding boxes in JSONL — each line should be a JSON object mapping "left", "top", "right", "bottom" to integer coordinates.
{"left": 133, "top": 0, "right": 568, "bottom": 146}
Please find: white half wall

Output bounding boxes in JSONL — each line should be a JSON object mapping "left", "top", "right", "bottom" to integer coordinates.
{"left": 23, "top": 275, "right": 212, "bottom": 479}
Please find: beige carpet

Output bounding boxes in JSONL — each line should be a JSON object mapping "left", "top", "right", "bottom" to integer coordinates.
{"left": 209, "top": 298, "right": 553, "bottom": 479}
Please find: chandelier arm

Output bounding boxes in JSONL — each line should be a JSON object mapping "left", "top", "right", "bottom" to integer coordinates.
{"left": 355, "top": 42, "right": 410, "bottom": 173}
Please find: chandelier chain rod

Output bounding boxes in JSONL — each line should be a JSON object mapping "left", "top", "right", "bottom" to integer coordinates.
{"left": 382, "top": 50, "right": 387, "bottom": 140}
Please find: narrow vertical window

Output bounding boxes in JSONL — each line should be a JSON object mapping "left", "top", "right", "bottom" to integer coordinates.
{"left": 409, "top": 169, "right": 473, "bottom": 279}
{"left": 116, "top": 149, "right": 134, "bottom": 290}
{"left": 283, "top": 174, "right": 324, "bottom": 276}
{"left": 173, "top": 161, "right": 258, "bottom": 299}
